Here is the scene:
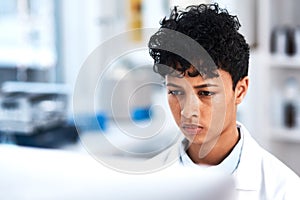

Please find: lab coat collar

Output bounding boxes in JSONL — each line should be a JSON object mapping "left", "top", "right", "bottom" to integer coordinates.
{"left": 234, "top": 122, "right": 262, "bottom": 191}
{"left": 150, "top": 122, "right": 263, "bottom": 192}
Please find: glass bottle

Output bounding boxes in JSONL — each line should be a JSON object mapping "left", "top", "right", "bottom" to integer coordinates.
{"left": 283, "top": 77, "right": 298, "bottom": 128}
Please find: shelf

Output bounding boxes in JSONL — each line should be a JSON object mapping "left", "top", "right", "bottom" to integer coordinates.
{"left": 269, "top": 55, "right": 300, "bottom": 69}
{"left": 271, "top": 128, "right": 300, "bottom": 143}
{"left": 0, "top": 47, "right": 56, "bottom": 69}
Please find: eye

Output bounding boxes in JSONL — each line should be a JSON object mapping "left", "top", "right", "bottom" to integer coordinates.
{"left": 198, "top": 91, "right": 215, "bottom": 97}
{"left": 168, "top": 90, "right": 185, "bottom": 96}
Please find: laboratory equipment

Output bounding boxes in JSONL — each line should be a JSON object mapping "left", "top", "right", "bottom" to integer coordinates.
{"left": 0, "top": 81, "right": 78, "bottom": 148}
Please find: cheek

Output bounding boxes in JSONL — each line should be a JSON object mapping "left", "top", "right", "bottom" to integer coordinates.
{"left": 210, "top": 94, "right": 235, "bottom": 125}
{"left": 168, "top": 97, "right": 181, "bottom": 124}
{"left": 209, "top": 95, "right": 227, "bottom": 122}
{"left": 225, "top": 96, "right": 236, "bottom": 119}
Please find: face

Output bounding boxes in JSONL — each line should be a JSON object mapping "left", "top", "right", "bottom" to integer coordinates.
{"left": 166, "top": 68, "right": 248, "bottom": 148}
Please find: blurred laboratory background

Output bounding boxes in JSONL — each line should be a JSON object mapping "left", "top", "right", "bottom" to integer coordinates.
{"left": 0, "top": 0, "right": 300, "bottom": 187}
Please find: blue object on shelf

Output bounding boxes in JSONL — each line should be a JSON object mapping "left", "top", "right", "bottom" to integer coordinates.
{"left": 131, "top": 107, "right": 151, "bottom": 121}
{"left": 96, "top": 112, "right": 107, "bottom": 131}
{"left": 74, "top": 112, "right": 108, "bottom": 132}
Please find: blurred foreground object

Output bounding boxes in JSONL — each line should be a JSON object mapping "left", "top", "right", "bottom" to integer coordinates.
{"left": 0, "top": 144, "right": 236, "bottom": 200}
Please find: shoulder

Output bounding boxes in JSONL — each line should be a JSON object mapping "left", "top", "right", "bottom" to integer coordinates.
{"left": 260, "top": 147, "right": 300, "bottom": 198}
{"left": 242, "top": 127, "right": 299, "bottom": 184}
{"left": 238, "top": 123, "right": 300, "bottom": 198}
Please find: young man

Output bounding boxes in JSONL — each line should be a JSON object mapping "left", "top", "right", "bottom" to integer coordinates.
{"left": 148, "top": 3, "right": 300, "bottom": 199}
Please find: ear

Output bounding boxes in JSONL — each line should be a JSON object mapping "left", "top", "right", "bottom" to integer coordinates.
{"left": 235, "top": 76, "right": 249, "bottom": 105}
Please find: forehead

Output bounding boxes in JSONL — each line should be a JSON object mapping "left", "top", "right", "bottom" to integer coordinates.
{"left": 166, "top": 69, "right": 232, "bottom": 88}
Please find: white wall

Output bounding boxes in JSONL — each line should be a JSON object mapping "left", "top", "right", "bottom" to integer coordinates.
{"left": 60, "top": 0, "right": 121, "bottom": 114}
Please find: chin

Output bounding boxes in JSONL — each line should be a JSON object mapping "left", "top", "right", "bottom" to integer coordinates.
{"left": 185, "top": 133, "right": 220, "bottom": 147}
{"left": 185, "top": 134, "right": 206, "bottom": 145}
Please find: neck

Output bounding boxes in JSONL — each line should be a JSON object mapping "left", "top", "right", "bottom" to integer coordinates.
{"left": 187, "top": 124, "right": 240, "bottom": 165}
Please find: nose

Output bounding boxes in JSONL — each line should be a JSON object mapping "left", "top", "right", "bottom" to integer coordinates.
{"left": 180, "top": 93, "right": 199, "bottom": 119}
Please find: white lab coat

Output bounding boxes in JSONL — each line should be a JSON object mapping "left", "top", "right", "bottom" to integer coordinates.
{"left": 233, "top": 123, "right": 300, "bottom": 199}
{"left": 150, "top": 122, "right": 300, "bottom": 200}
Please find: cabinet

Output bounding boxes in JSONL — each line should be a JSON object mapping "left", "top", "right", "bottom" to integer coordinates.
{"left": 0, "top": 0, "right": 58, "bottom": 85}
{"left": 0, "top": 0, "right": 57, "bottom": 68}
{"left": 269, "top": 60, "right": 300, "bottom": 142}
{"left": 257, "top": 0, "right": 300, "bottom": 142}
{"left": 254, "top": 0, "right": 300, "bottom": 175}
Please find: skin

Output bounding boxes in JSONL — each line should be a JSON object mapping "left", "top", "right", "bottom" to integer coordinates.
{"left": 166, "top": 67, "right": 249, "bottom": 165}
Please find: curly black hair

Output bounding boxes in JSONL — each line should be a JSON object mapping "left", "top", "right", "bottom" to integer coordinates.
{"left": 148, "top": 3, "right": 250, "bottom": 90}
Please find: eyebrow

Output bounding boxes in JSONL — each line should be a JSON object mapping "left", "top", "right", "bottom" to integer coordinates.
{"left": 194, "top": 83, "right": 219, "bottom": 89}
{"left": 166, "top": 83, "right": 219, "bottom": 89}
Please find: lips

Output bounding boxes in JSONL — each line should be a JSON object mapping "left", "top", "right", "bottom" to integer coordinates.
{"left": 181, "top": 123, "right": 203, "bottom": 135}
